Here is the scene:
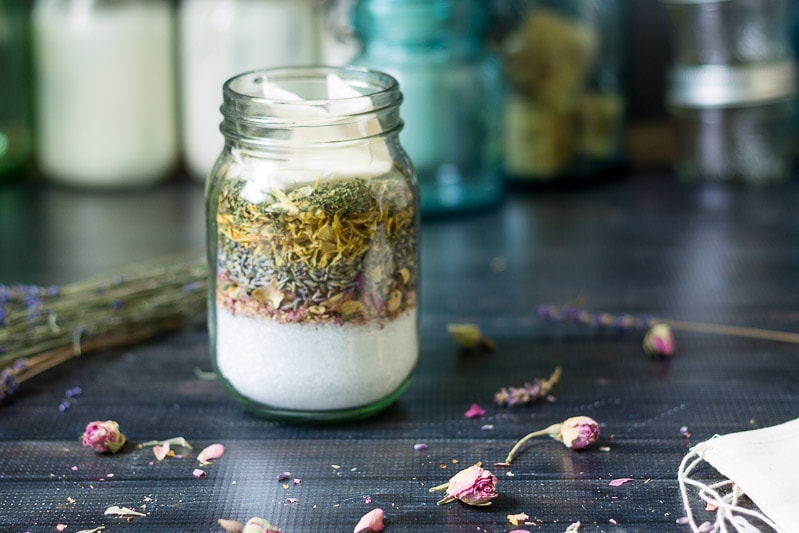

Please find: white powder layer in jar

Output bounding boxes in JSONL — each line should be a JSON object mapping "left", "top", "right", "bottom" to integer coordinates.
{"left": 32, "top": 0, "right": 177, "bottom": 187}
{"left": 215, "top": 309, "right": 418, "bottom": 411}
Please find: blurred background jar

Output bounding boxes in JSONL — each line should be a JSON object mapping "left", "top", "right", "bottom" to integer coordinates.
{"left": 179, "top": 0, "right": 323, "bottom": 183}
{"left": 0, "top": 0, "right": 34, "bottom": 182}
{"left": 32, "top": 0, "right": 178, "bottom": 189}
{"left": 490, "top": 0, "right": 627, "bottom": 186}
{"left": 351, "top": 0, "right": 504, "bottom": 217}
{"left": 663, "top": 0, "right": 796, "bottom": 186}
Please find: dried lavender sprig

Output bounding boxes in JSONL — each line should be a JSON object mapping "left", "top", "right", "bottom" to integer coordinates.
{"left": 536, "top": 304, "right": 655, "bottom": 332}
{"left": 0, "top": 254, "right": 207, "bottom": 405}
{"left": 538, "top": 303, "right": 799, "bottom": 345}
{"left": 494, "top": 366, "right": 561, "bottom": 407}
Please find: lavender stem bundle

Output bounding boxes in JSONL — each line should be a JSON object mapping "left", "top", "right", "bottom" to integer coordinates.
{"left": 0, "top": 254, "right": 207, "bottom": 404}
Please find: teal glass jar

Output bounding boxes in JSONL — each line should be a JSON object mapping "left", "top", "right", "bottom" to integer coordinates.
{"left": 351, "top": 0, "right": 504, "bottom": 217}
{"left": 206, "top": 66, "right": 420, "bottom": 421}
{"left": 0, "top": 0, "right": 34, "bottom": 181}
{"left": 491, "top": 0, "right": 627, "bottom": 185}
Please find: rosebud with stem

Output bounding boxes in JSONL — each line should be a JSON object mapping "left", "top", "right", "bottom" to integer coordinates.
{"left": 500, "top": 416, "right": 600, "bottom": 465}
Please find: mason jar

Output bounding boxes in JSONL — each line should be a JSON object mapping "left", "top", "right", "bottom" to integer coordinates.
{"left": 490, "top": 0, "right": 627, "bottom": 184}
{"left": 178, "top": 0, "right": 322, "bottom": 183}
{"left": 32, "top": 0, "right": 178, "bottom": 188}
{"left": 667, "top": 62, "right": 796, "bottom": 185}
{"left": 206, "top": 66, "right": 420, "bottom": 421}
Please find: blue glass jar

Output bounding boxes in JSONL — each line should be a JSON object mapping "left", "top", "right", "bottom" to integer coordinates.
{"left": 352, "top": 0, "right": 504, "bottom": 217}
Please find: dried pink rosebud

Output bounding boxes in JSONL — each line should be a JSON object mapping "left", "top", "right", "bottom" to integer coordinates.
{"left": 501, "top": 416, "right": 601, "bottom": 464}
{"left": 643, "top": 323, "right": 675, "bottom": 357}
{"left": 353, "top": 508, "right": 384, "bottom": 533}
{"left": 557, "top": 416, "right": 600, "bottom": 450}
{"left": 81, "top": 420, "right": 127, "bottom": 454}
{"left": 429, "top": 463, "right": 498, "bottom": 506}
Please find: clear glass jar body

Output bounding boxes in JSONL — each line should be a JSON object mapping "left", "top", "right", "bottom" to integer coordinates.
{"left": 491, "top": 0, "right": 626, "bottom": 184}
{"left": 352, "top": 0, "right": 504, "bottom": 217}
{"left": 179, "top": 0, "right": 321, "bottom": 182}
{"left": 32, "top": 0, "right": 177, "bottom": 188}
{"left": 0, "top": 0, "right": 33, "bottom": 181}
{"left": 206, "top": 67, "right": 420, "bottom": 421}
{"left": 664, "top": 0, "right": 792, "bottom": 67}
{"left": 670, "top": 99, "right": 794, "bottom": 186}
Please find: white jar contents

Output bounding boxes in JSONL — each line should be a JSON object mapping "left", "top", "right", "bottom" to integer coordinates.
{"left": 216, "top": 310, "right": 417, "bottom": 410}
{"left": 32, "top": 0, "right": 177, "bottom": 188}
{"left": 179, "top": 0, "right": 320, "bottom": 182}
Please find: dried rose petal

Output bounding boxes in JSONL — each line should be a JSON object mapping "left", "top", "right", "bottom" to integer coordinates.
{"left": 198, "top": 443, "right": 225, "bottom": 463}
{"left": 242, "top": 517, "right": 280, "bottom": 533}
{"left": 464, "top": 403, "right": 486, "bottom": 419}
{"left": 153, "top": 442, "right": 170, "bottom": 461}
{"left": 81, "top": 420, "right": 127, "bottom": 454}
{"left": 353, "top": 508, "right": 384, "bottom": 533}
{"left": 446, "top": 323, "right": 495, "bottom": 352}
{"left": 218, "top": 518, "right": 245, "bottom": 533}
{"left": 608, "top": 477, "right": 634, "bottom": 487}
{"left": 507, "top": 512, "right": 529, "bottom": 526}
{"left": 193, "top": 468, "right": 207, "bottom": 478}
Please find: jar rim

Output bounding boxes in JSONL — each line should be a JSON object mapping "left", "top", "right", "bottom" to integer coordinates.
{"left": 220, "top": 66, "right": 404, "bottom": 145}
{"left": 222, "top": 65, "right": 400, "bottom": 108}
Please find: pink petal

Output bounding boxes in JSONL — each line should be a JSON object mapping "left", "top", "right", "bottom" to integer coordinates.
{"left": 198, "top": 443, "right": 225, "bottom": 463}
{"left": 193, "top": 468, "right": 207, "bottom": 478}
{"left": 353, "top": 508, "right": 384, "bottom": 533}
{"left": 153, "top": 443, "right": 170, "bottom": 461}
{"left": 464, "top": 403, "right": 486, "bottom": 419}
{"left": 609, "top": 477, "right": 634, "bottom": 487}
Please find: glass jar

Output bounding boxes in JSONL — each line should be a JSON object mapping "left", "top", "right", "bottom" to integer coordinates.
{"left": 663, "top": 0, "right": 792, "bottom": 67}
{"left": 0, "top": 0, "right": 34, "bottom": 181}
{"left": 351, "top": 0, "right": 504, "bottom": 216}
{"left": 206, "top": 66, "right": 420, "bottom": 421}
{"left": 490, "top": 0, "right": 626, "bottom": 184}
{"left": 179, "top": 0, "right": 321, "bottom": 183}
{"left": 32, "top": 0, "right": 178, "bottom": 188}
{"left": 667, "top": 62, "right": 796, "bottom": 185}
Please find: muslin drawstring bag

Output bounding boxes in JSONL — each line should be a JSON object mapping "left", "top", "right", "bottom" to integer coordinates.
{"left": 677, "top": 417, "right": 799, "bottom": 532}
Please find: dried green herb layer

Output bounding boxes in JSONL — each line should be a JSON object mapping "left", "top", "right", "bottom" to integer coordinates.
{"left": 216, "top": 176, "right": 417, "bottom": 325}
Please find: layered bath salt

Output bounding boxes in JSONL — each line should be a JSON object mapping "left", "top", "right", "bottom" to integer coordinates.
{"left": 216, "top": 309, "right": 417, "bottom": 410}
{"left": 213, "top": 172, "right": 418, "bottom": 414}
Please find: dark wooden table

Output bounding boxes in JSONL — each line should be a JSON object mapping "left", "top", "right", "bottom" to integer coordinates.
{"left": 1, "top": 173, "right": 797, "bottom": 532}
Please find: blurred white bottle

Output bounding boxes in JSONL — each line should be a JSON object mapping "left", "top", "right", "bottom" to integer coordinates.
{"left": 32, "top": 0, "right": 178, "bottom": 188}
{"left": 179, "top": 0, "right": 322, "bottom": 183}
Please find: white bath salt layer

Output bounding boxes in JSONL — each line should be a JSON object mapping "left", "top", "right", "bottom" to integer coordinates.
{"left": 215, "top": 310, "right": 418, "bottom": 411}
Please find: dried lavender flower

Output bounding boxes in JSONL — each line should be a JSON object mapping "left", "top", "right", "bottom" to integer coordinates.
{"left": 494, "top": 366, "right": 561, "bottom": 407}
{"left": 0, "top": 255, "right": 207, "bottom": 407}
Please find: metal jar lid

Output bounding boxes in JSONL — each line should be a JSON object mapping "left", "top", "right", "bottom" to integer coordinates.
{"left": 667, "top": 61, "right": 797, "bottom": 107}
